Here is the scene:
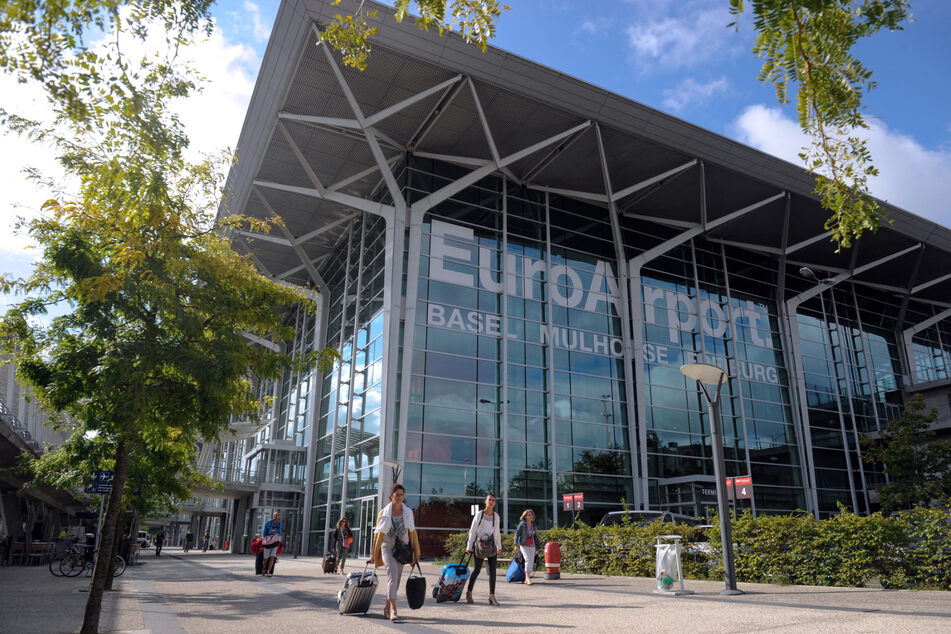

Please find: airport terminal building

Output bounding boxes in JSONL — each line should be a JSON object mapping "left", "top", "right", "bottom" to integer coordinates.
{"left": 216, "top": 0, "right": 951, "bottom": 556}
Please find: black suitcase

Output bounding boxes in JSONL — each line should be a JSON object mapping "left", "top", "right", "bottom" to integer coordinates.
{"left": 323, "top": 551, "right": 338, "bottom": 574}
{"left": 255, "top": 551, "right": 263, "bottom": 575}
{"left": 337, "top": 561, "right": 379, "bottom": 615}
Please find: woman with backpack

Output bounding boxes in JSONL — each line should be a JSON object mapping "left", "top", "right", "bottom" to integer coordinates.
{"left": 465, "top": 492, "right": 502, "bottom": 605}
{"left": 333, "top": 516, "right": 353, "bottom": 574}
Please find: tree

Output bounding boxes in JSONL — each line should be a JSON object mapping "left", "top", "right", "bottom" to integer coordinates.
{"left": 323, "top": 0, "right": 911, "bottom": 252}
{"left": 0, "top": 4, "right": 336, "bottom": 632}
{"left": 861, "top": 394, "right": 951, "bottom": 511}
{"left": 319, "top": 0, "right": 509, "bottom": 71}
{"left": 729, "top": 1, "right": 911, "bottom": 251}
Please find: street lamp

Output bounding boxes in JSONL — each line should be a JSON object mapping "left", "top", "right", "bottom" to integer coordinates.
{"left": 680, "top": 362, "right": 743, "bottom": 595}
{"left": 382, "top": 460, "right": 402, "bottom": 483}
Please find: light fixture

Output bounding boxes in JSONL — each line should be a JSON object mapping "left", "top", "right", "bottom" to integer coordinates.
{"left": 680, "top": 362, "right": 742, "bottom": 596}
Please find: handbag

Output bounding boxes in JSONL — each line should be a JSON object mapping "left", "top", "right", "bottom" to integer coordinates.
{"left": 473, "top": 512, "right": 497, "bottom": 559}
{"left": 405, "top": 562, "right": 426, "bottom": 609}
{"left": 514, "top": 550, "right": 525, "bottom": 566}
{"left": 393, "top": 537, "right": 414, "bottom": 564}
{"left": 262, "top": 533, "right": 281, "bottom": 547}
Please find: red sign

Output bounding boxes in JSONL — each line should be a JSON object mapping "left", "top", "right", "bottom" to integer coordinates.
{"left": 726, "top": 476, "right": 753, "bottom": 500}
{"left": 563, "top": 493, "right": 585, "bottom": 511}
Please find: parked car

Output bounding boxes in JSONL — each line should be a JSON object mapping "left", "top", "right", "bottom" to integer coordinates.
{"left": 137, "top": 531, "right": 151, "bottom": 549}
{"left": 599, "top": 510, "right": 699, "bottom": 527}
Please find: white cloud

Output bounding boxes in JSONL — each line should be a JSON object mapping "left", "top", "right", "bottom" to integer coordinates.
{"left": 576, "top": 18, "right": 613, "bottom": 37}
{"left": 662, "top": 76, "right": 729, "bottom": 112}
{"left": 625, "top": 6, "right": 737, "bottom": 72}
{"left": 732, "top": 104, "right": 951, "bottom": 227}
{"left": 0, "top": 19, "right": 259, "bottom": 254}
{"left": 244, "top": 1, "right": 272, "bottom": 42}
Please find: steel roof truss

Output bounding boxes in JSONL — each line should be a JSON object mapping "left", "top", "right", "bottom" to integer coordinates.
{"left": 253, "top": 187, "right": 327, "bottom": 288}
{"left": 253, "top": 179, "right": 393, "bottom": 217}
{"left": 278, "top": 120, "right": 327, "bottom": 194}
{"left": 410, "top": 120, "right": 592, "bottom": 214}
{"left": 234, "top": 229, "right": 292, "bottom": 247}
{"left": 611, "top": 159, "right": 698, "bottom": 203}
{"left": 912, "top": 271, "right": 951, "bottom": 295}
{"left": 277, "top": 112, "right": 360, "bottom": 130}
{"left": 785, "top": 230, "right": 834, "bottom": 254}
{"left": 364, "top": 74, "right": 464, "bottom": 128}
{"left": 294, "top": 212, "right": 360, "bottom": 246}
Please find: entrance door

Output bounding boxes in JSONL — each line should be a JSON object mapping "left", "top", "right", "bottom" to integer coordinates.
{"left": 355, "top": 497, "right": 377, "bottom": 559}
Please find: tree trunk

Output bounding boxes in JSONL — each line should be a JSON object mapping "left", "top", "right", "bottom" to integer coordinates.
{"left": 104, "top": 502, "right": 124, "bottom": 591}
{"left": 81, "top": 439, "right": 131, "bottom": 634}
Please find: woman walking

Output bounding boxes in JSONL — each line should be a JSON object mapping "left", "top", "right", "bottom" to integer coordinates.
{"left": 514, "top": 509, "right": 537, "bottom": 585}
{"left": 372, "top": 484, "right": 420, "bottom": 622}
{"left": 333, "top": 517, "right": 353, "bottom": 574}
{"left": 465, "top": 493, "right": 502, "bottom": 605}
{"left": 261, "top": 511, "right": 283, "bottom": 577}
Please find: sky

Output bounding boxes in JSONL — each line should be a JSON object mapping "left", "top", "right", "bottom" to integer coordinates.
{"left": 1, "top": 0, "right": 950, "bottom": 313}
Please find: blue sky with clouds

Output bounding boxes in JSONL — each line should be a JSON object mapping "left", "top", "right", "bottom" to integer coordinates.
{"left": 2, "top": 0, "right": 950, "bottom": 312}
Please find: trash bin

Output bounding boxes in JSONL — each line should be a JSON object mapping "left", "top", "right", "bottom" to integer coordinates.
{"left": 654, "top": 535, "right": 693, "bottom": 595}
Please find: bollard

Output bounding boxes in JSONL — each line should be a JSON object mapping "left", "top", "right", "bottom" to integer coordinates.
{"left": 544, "top": 541, "right": 561, "bottom": 580}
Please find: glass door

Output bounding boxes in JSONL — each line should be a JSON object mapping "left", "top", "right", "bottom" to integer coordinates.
{"left": 356, "top": 497, "right": 377, "bottom": 559}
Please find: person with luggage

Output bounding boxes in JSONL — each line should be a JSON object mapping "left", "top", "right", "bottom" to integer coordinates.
{"left": 261, "top": 511, "right": 283, "bottom": 577}
{"left": 333, "top": 516, "right": 353, "bottom": 574}
{"left": 372, "top": 484, "right": 420, "bottom": 622}
{"left": 465, "top": 492, "right": 502, "bottom": 605}
{"left": 184, "top": 529, "right": 194, "bottom": 553}
{"left": 514, "top": 509, "right": 537, "bottom": 585}
{"left": 154, "top": 530, "right": 164, "bottom": 557}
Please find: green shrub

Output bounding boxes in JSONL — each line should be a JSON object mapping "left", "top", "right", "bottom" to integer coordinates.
{"left": 434, "top": 502, "right": 951, "bottom": 591}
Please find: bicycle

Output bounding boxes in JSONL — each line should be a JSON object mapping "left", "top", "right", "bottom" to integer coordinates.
{"left": 56, "top": 542, "right": 126, "bottom": 578}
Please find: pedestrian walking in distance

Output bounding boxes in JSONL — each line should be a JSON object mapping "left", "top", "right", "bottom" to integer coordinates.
{"left": 372, "top": 483, "right": 420, "bottom": 622}
{"left": 184, "top": 529, "right": 194, "bottom": 553}
{"left": 333, "top": 517, "right": 353, "bottom": 574}
{"left": 261, "top": 511, "right": 283, "bottom": 577}
{"left": 466, "top": 493, "right": 502, "bottom": 605}
{"left": 514, "top": 509, "right": 537, "bottom": 585}
{"left": 154, "top": 530, "right": 165, "bottom": 557}
{"left": 202, "top": 529, "right": 210, "bottom": 552}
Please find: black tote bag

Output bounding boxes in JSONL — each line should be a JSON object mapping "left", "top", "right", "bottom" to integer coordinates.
{"left": 406, "top": 562, "right": 426, "bottom": 609}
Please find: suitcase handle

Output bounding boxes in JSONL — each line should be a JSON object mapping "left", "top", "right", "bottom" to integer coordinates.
{"left": 459, "top": 552, "right": 472, "bottom": 567}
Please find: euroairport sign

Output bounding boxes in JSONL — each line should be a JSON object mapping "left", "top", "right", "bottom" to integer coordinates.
{"left": 426, "top": 219, "right": 781, "bottom": 384}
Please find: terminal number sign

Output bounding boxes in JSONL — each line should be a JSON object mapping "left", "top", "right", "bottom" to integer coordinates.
{"left": 563, "top": 493, "right": 584, "bottom": 511}
{"left": 726, "top": 476, "right": 753, "bottom": 500}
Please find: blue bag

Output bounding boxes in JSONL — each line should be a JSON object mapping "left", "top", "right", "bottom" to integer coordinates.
{"left": 506, "top": 558, "right": 525, "bottom": 583}
{"left": 433, "top": 554, "right": 471, "bottom": 602}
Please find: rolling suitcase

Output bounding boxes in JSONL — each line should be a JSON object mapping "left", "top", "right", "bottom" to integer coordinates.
{"left": 432, "top": 553, "right": 471, "bottom": 603}
{"left": 323, "top": 552, "right": 338, "bottom": 574}
{"left": 505, "top": 558, "right": 525, "bottom": 583}
{"left": 337, "top": 561, "right": 378, "bottom": 615}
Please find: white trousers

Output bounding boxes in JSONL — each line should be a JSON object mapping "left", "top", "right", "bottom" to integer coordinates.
{"left": 380, "top": 544, "right": 405, "bottom": 600}
{"left": 521, "top": 545, "right": 536, "bottom": 578}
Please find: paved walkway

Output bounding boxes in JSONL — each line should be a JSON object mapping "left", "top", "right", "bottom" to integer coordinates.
{"left": 3, "top": 550, "right": 951, "bottom": 633}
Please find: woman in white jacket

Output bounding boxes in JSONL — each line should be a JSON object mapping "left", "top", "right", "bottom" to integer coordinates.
{"left": 465, "top": 493, "right": 502, "bottom": 605}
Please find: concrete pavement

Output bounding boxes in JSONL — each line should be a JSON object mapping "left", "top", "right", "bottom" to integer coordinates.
{"left": 3, "top": 549, "right": 951, "bottom": 633}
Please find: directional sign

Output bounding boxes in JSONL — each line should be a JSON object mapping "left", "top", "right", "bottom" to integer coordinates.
{"left": 726, "top": 476, "right": 753, "bottom": 500}
{"left": 85, "top": 470, "right": 114, "bottom": 494}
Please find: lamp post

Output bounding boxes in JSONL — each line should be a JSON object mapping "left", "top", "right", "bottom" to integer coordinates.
{"left": 680, "top": 362, "right": 743, "bottom": 595}
{"left": 382, "top": 460, "right": 402, "bottom": 484}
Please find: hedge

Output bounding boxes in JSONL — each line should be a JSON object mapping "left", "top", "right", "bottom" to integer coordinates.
{"left": 438, "top": 503, "right": 951, "bottom": 590}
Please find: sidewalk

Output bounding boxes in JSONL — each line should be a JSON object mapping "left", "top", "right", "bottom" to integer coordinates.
{"left": 3, "top": 551, "right": 951, "bottom": 633}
